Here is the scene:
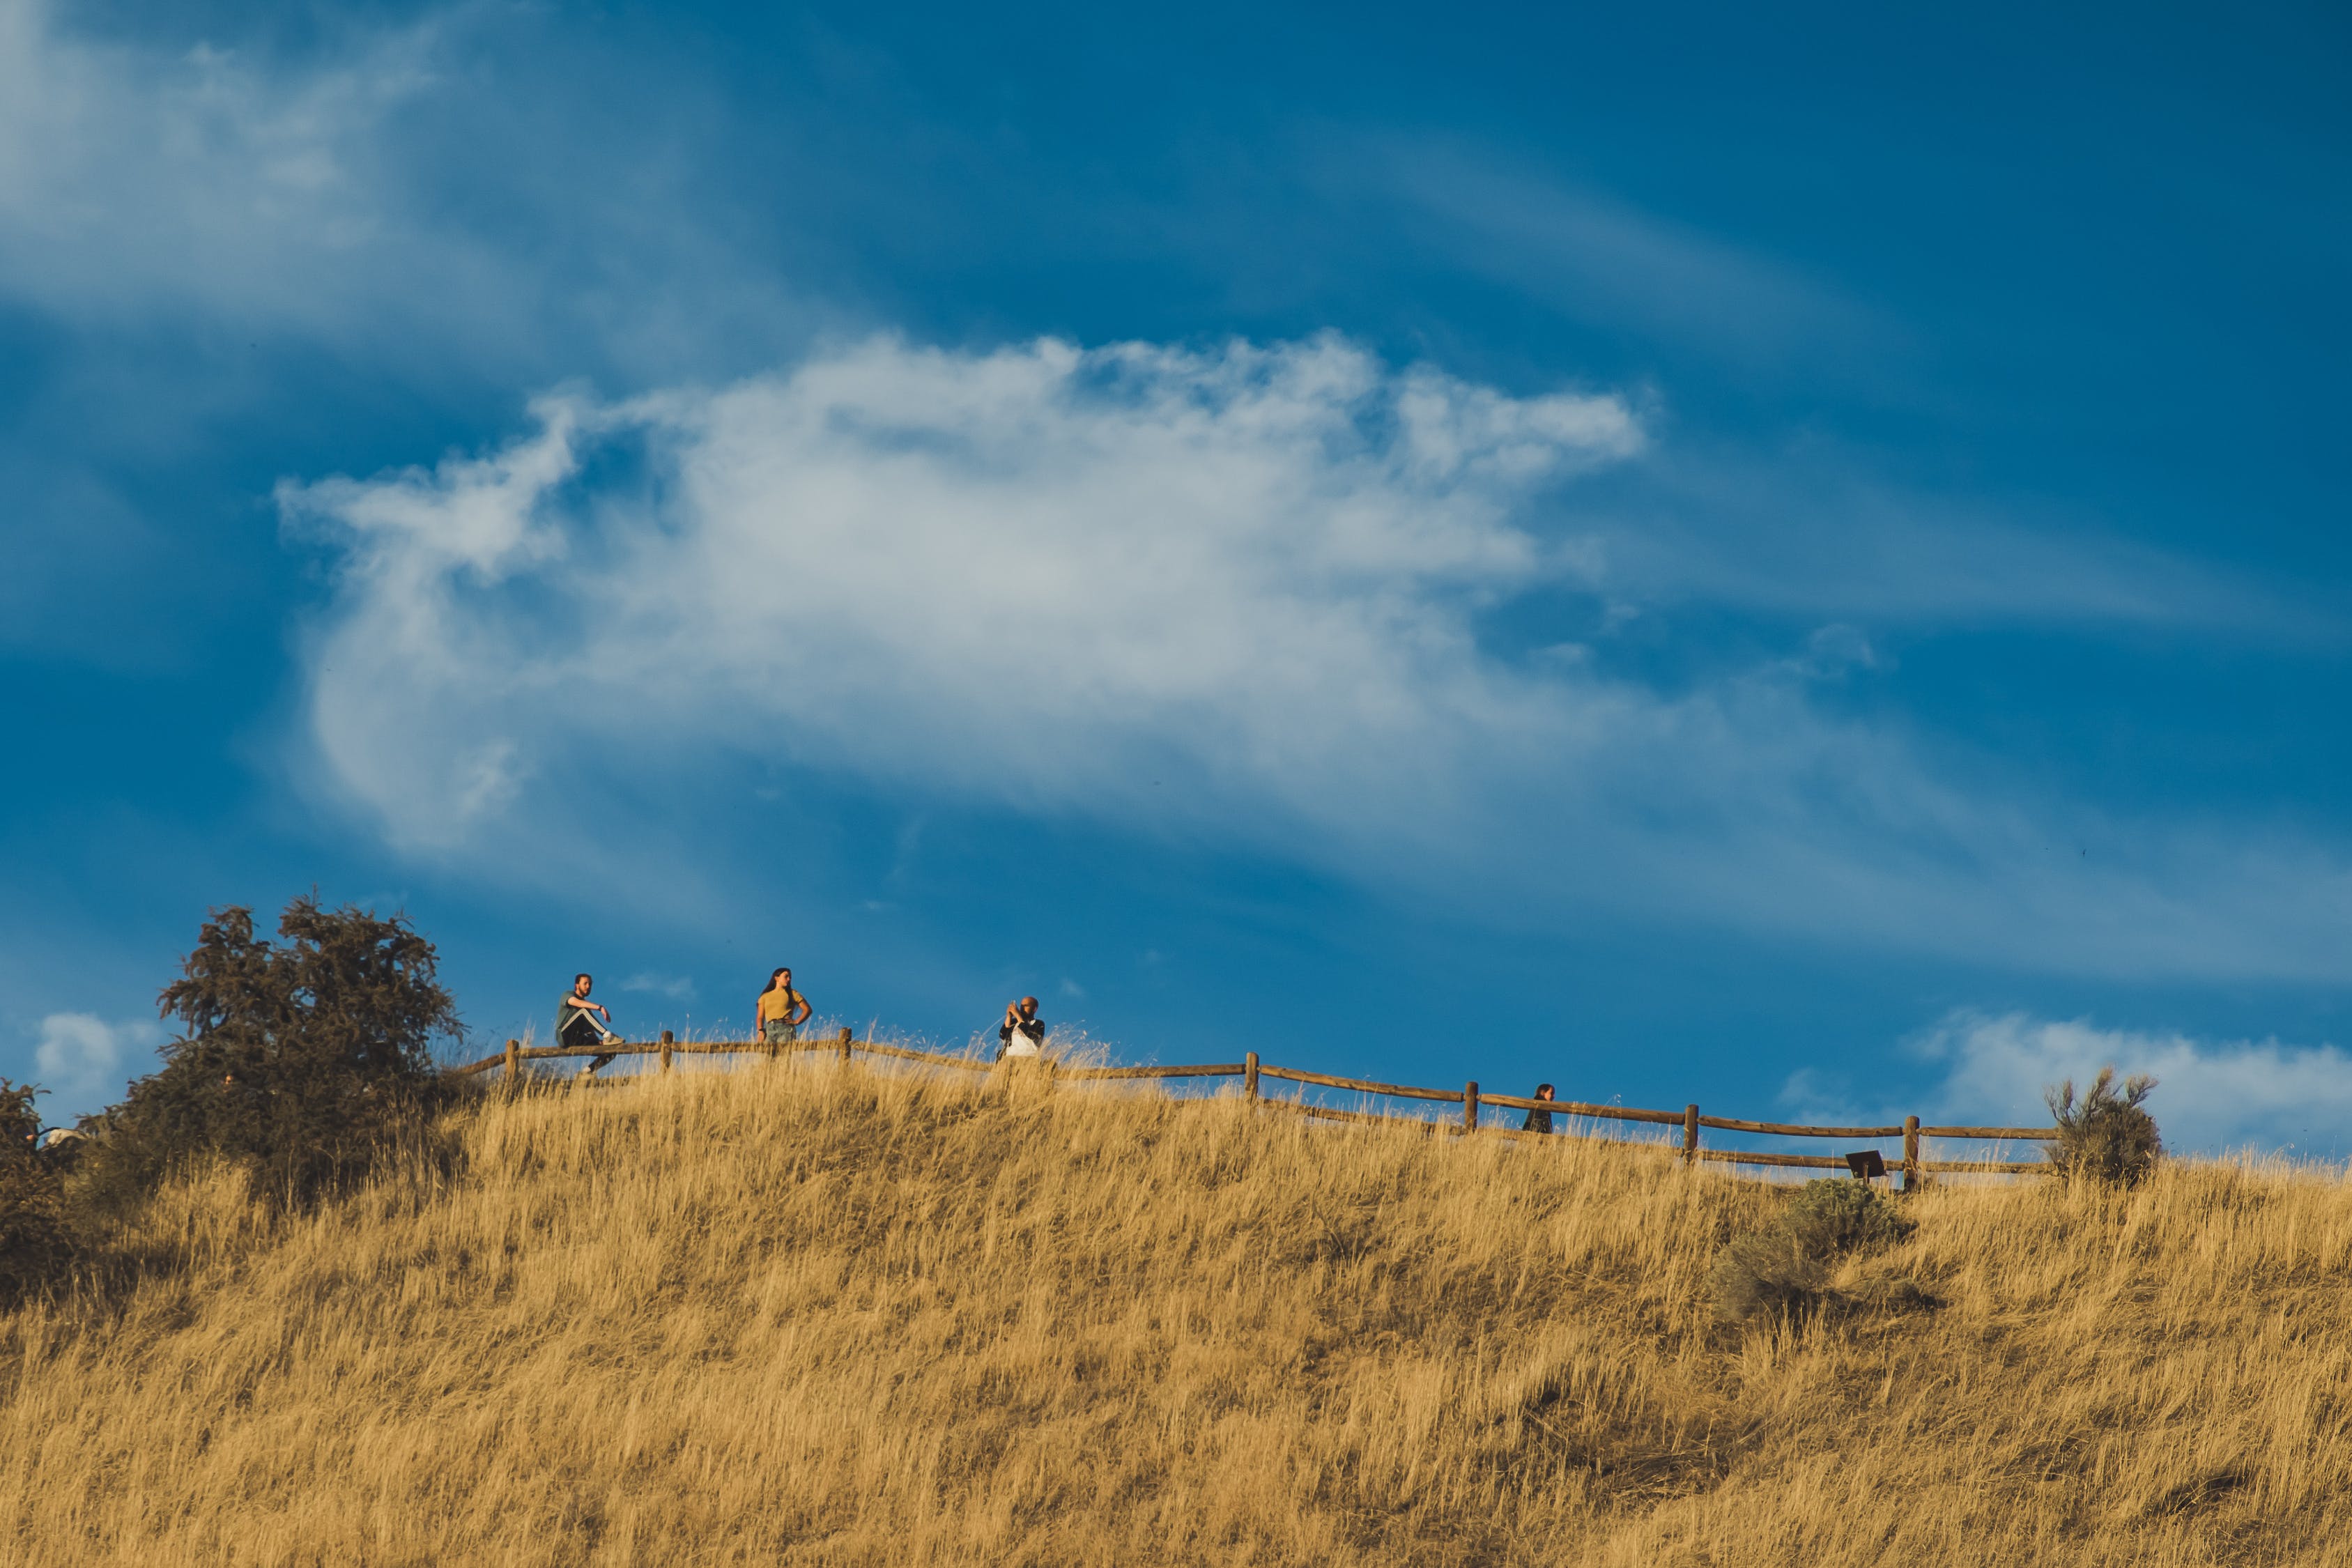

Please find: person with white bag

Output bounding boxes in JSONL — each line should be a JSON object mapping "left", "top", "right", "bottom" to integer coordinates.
{"left": 997, "top": 996, "right": 1046, "bottom": 1061}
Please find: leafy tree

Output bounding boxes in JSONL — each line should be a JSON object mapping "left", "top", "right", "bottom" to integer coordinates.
{"left": 2046, "top": 1067, "right": 2162, "bottom": 1187}
{"left": 90, "top": 896, "right": 463, "bottom": 1204}
{"left": 0, "top": 1079, "right": 70, "bottom": 1300}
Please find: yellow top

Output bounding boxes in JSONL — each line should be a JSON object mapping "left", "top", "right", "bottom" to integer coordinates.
{"left": 757, "top": 987, "right": 805, "bottom": 1027}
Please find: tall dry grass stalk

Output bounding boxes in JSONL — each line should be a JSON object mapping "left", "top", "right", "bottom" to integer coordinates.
{"left": 3, "top": 1061, "right": 2349, "bottom": 1565}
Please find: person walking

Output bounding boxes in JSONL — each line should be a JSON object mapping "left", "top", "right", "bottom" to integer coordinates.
{"left": 559, "top": 973, "right": 620, "bottom": 1078}
{"left": 997, "top": 996, "right": 1045, "bottom": 1060}
{"left": 757, "top": 967, "right": 812, "bottom": 1047}
{"left": 1522, "top": 1082, "right": 1558, "bottom": 1135}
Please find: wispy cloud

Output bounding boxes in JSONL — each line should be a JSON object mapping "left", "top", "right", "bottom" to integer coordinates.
{"left": 1354, "top": 135, "right": 1882, "bottom": 368}
{"left": 1337, "top": 136, "right": 2319, "bottom": 640}
{"left": 0, "top": 0, "right": 807, "bottom": 381}
{"left": 0, "top": 1, "right": 462, "bottom": 342}
{"left": 278, "top": 333, "right": 2352, "bottom": 981}
{"left": 1581, "top": 439, "right": 2307, "bottom": 634}
{"left": 622, "top": 973, "right": 698, "bottom": 1001}
{"left": 0, "top": 0, "right": 826, "bottom": 668}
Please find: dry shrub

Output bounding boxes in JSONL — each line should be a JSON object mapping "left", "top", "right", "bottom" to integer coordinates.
{"left": 1781, "top": 1172, "right": 1916, "bottom": 1255}
{"left": 1711, "top": 1177, "right": 1918, "bottom": 1325}
{"left": 2047, "top": 1066, "right": 2162, "bottom": 1187}
{"left": 1710, "top": 1230, "right": 1828, "bottom": 1324}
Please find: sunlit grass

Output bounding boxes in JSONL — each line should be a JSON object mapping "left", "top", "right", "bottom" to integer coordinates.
{"left": 3, "top": 1059, "right": 2346, "bottom": 1564}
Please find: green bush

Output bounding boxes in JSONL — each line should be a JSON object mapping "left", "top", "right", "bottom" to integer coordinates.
{"left": 1711, "top": 1178, "right": 1916, "bottom": 1325}
{"left": 0, "top": 1079, "right": 71, "bottom": 1302}
{"left": 2045, "top": 1067, "right": 2161, "bottom": 1188}
{"left": 1780, "top": 1174, "right": 1918, "bottom": 1258}
{"left": 82, "top": 896, "right": 463, "bottom": 1209}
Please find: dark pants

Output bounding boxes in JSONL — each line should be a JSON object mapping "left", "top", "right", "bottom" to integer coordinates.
{"left": 564, "top": 1017, "right": 617, "bottom": 1075}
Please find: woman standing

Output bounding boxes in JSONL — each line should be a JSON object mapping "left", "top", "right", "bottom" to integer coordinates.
{"left": 757, "top": 967, "right": 812, "bottom": 1046}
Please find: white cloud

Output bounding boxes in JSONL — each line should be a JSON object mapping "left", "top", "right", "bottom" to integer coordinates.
{"left": 278, "top": 332, "right": 2352, "bottom": 980}
{"left": 0, "top": 0, "right": 804, "bottom": 381}
{"left": 32, "top": 1011, "right": 160, "bottom": 1112}
{"left": 1916, "top": 1010, "right": 2352, "bottom": 1159}
{"left": 283, "top": 332, "right": 1638, "bottom": 850}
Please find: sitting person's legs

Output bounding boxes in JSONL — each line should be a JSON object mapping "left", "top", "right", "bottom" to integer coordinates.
{"left": 564, "top": 1015, "right": 617, "bottom": 1075}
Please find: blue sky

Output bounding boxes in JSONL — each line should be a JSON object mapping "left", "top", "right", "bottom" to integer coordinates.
{"left": 4, "top": 0, "right": 2350, "bottom": 1155}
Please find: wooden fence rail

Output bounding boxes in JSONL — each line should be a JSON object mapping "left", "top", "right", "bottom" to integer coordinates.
{"left": 445, "top": 1028, "right": 2059, "bottom": 1186}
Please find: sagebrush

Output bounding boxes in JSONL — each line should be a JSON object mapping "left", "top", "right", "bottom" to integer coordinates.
{"left": 1708, "top": 1176, "right": 1919, "bottom": 1325}
{"left": 2047, "top": 1065, "right": 2162, "bottom": 1187}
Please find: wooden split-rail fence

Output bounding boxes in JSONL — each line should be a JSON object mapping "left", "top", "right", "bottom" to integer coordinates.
{"left": 443, "top": 1029, "right": 2057, "bottom": 1187}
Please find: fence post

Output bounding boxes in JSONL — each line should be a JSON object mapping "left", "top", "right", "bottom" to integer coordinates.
{"left": 659, "top": 1029, "right": 674, "bottom": 1075}
{"left": 1903, "top": 1114, "right": 1920, "bottom": 1192}
{"left": 838, "top": 1025, "right": 854, "bottom": 1067}
{"left": 1245, "top": 1051, "right": 1260, "bottom": 1102}
{"left": 1463, "top": 1081, "right": 1479, "bottom": 1132}
{"left": 504, "top": 1038, "right": 519, "bottom": 1083}
{"left": 1682, "top": 1104, "right": 1700, "bottom": 1167}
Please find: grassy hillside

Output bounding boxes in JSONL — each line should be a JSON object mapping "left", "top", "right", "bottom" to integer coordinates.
{"left": 3, "top": 1061, "right": 2349, "bottom": 1565}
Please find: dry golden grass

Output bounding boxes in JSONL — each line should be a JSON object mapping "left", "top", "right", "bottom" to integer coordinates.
{"left": 3, "top": 1059, "right": 2350, "bottom": 1565}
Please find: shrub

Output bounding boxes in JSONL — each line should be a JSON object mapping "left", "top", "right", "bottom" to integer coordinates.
{"left": 84, "top": 896, "right": 463, "bottom": 1208}
{"left": 1779, "top": 1174, "right": 1918, "bottom": 1259}
{"left": 0, "top": 1079, "right": 71, "bottom": 1301}
{"left": 1711, "top": 1231, "right": 1829, "bottom": 1325}
{"left": 1711, "top": 1178, "right": 1916, "bottom": 1325}
{"left": 2045, "top": 1067, "right": 2162, "bottom": 1188}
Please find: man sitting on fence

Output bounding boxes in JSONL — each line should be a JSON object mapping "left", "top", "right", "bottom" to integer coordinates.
{"left": 997, "top": 997, "right": 1045, "bottom": 1061}
{"left": 1522, "top": 1083, "right": 1557, "bottom": 1135}
{"left": 757, "top": 967, "right": 812, "bottom": 1047}
{"left": 559, "top": 972, "right": 622, "bottom": 1078}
